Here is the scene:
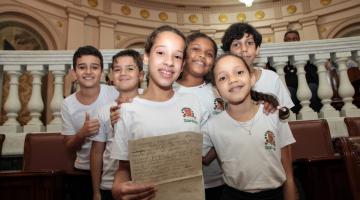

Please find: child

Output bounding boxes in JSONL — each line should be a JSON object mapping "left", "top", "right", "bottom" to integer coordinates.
{"left": 175, "top": 32, "right": 224, "bottom": 200}
{"left": 110, "top": 25, "right": 209, "bottom": 200}
{"left": 221, "top": 23, "right": 294, "bottom": 109}
{"left": 203, "top": 53, "right": 296, "bottom": 200}
{"left": 90, "top": 49, "right": 144, "bottom": 200}
{"left": 61, "top": 45, "right": 119, "bottom": 171}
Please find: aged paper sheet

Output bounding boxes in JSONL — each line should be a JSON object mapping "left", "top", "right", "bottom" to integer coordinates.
{"left": 129, "top": 132, "right": 204, "bottom": 200}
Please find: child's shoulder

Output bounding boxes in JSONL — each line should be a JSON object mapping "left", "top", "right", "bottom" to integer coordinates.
{"left": 259, "top": 68, "right": 280, "bottom": 79}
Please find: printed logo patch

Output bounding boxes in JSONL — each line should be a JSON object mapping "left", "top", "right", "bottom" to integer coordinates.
{"left": 264, "top": 130, "right": 276, "bottom": 150}
{"left": 181, "top": 107, "right": 198, "bottom": 124}
{"left": 212, "top": 98, "right": 225, "bottom": 115}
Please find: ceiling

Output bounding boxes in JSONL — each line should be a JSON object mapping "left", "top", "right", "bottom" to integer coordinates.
{"left": 130, "top": 0, "right": 278, "bottom": 7}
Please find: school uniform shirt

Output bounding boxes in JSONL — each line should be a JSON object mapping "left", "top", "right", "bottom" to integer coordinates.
{"left": 111, "top": 91, "right": 209, "bottom": 161}
{"left": 254, "top": 68, "right": 294, "bottom": 109}
{"left": 90, "top": 89, "right": 143, "bottom": 189}
{"left": 202, "top": 104, "right": 295, "bottom": 193}
{"left": 61, "top": 84, "right": 119, "bottom": 170}
{"left": 90, "top": 102, "right": 118, "bottom": 190}
{"left": 175, "top": 82, "right": 224, "bottom": 188}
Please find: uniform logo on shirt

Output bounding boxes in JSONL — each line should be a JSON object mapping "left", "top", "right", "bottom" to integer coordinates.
{"left": 181, "top": 107, "right": 198, "bottom": 124}
{"left": 212, "top": 98, "right": 225, "bottom": 115}
{"left": 264, "top": 130, "right": 276, "bottom": 150}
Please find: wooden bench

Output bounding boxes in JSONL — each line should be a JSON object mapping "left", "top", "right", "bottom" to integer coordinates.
{"left": 289, "top": 119, "right": 351, "bottom": 200}
{"left": 344, "top": 117, "right": 360, "bottom": 137}
{"left": 334, "top": 136, "right": 360, "bottom": 200}
{"left": 0, "top": 133, "right": 92, "bottom": 200}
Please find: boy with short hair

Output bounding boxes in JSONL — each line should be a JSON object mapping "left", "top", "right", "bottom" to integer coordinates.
{"left": 90, "top": 49, "right": 144, "bottom": 200}
{"left": 61, "top": 45, "right": 119, "bottom": 171}
{"left": 221, "top": 23, "right": 294, "bottom": 109}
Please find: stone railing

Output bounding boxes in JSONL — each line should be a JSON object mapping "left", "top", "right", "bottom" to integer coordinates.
{"left": 0, "top": 36, "right": 359, "bottom": 155}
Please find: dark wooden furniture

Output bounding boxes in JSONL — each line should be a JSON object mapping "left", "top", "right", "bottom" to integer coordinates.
{"left": 0, "top": 132, "right": 92, "bottom": 200}
{"left": 344, "top": 117, "right": 360, "bottom": 137}
{"left": 289, "top": 119, "right": 351, "bottom": 200}
{"left": 334, "top": 137, "right": 360, "bottom": 200}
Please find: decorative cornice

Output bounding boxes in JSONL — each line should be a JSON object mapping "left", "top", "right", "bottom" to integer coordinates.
{"left": 66, "top": 7, "right": 88, "bottom": 19}
{"left": 98, "top": 16, "right": 117, "bottom": 26}
{"left": 299, "top": 15, "right": 318, "bottom": 26}
{"left": 271, "top": 21, "right": 289, "bottom": 31}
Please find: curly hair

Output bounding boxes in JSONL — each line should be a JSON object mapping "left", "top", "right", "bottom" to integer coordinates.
{"left": 221, "top": 23, "right": 262, "bottom": 52}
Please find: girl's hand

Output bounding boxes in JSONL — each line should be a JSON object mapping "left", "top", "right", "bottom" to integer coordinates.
{"left": 262, "top": 101, "right": 277, "bottom": 115}
{"left": 112, "top": 181, "right": 156, "bottom": 200}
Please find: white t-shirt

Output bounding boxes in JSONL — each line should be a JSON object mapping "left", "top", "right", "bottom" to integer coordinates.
{"left": 61, "top": 84, "right": 119, "bottom": 170}
{"left": 91, "top": 102, "right": 118, "bottom": 190}
{"left": 90, "top": 88, "right": 143, "bottom": 189}
{"left": 202, "top": 104, "right": 295, "bottom": 192}
{"left": 175, "top": 82, "right": 224, "bottom": 188}
{"left": 111, "top": 91, "right": 209, "bottom": 161}
{"left": 254, "top": 68, "right": 294, "bottom": 108}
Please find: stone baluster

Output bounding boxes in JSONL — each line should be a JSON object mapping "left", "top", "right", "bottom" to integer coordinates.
{"left": 46, "top": 65, "right": 66, "bottom": 132}
{"left": 23, "top": 65, "right": 45, "bottom": 132}
{"left": 294, "top": 55, "right": 318, "bottom": 120}
{"left": 254, "top": 57, "right": 267, "bottom": 69}
{"left": 0, "top": 65, "right": 22, "bottom": 133}
{"left": 314, "top": 54, "right": 339, "bottom": 118}
{"left": 273, "top": 56, "right": 296, "bottom": 120}
{"left": 336, "top": 52, "right": 360, "bottom": 117}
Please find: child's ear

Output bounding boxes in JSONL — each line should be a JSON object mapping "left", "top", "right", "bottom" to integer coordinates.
{"left": 70, "top": 69, "right": 77, "bottom": 80}
{"left": 138, "top": 71, "right": 145, "bottom": 82}
{"left": 143, "top": 53, "right": 149, "bottom": 66}
{"left": 255, "top": 47, "right": 260, "bottom": 56}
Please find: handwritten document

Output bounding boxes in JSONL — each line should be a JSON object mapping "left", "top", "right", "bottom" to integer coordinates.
{"left": 129, "top": 132, "right": 204, "bottom": 200}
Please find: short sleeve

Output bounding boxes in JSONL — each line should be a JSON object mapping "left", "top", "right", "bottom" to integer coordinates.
{"left": 275, "top": 77, "right": 294, "bottom": 109}
{"left": 110, "top": 109, "right": 132, "bottom": 161}
{"left": 201, "top": 120, "right": 214, "bottom": 156}
{"left": 277, "top": 120, "right": 296, "bottom": 148}
{"left": 90, "top": 104, "right": 111, "bottom": 142}
{"left": 61, "top": 102, "right": 75, "bottom": 135}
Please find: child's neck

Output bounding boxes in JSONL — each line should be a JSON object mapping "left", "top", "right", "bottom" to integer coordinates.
{"left": 76, "top": 85, "right": 101, "bottom": 105}
{"left": 227, "top": 98, "right": 259, "bottom": 122}
{"left": 119, "top": 89, "right": 139, "bottom": 99}
{"left": 141, "top": 83, "right": 174, "bottom": 102}
{"left": 252, "top": 66, "right": 261, "bottom": 82}
{"left": 177, "top": 73, "right": 205, "bottom": 87}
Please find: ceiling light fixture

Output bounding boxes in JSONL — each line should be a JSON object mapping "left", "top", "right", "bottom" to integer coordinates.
{"left": 239, "top": 0, "right": 254, "bottom": 7}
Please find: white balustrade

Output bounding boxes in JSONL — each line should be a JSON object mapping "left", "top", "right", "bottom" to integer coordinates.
{"left": 294, "top": 55, "right": 318, "bottom": 120}
{"left": 23, "top": 65, "right": 45, "bottom": 132}
{"left": 273, "top": 56, "right": 296, "bottom": 120}
{"left": 46, "top": 65, "right": 66, "bottom": 132}
{"left": 314, "top": 54, "right": 340, "bottom": 118}
{"left": 336, "top": 52, "right": 360, "bottom": 117}
{"left": 0, "top": 36, "right": 359, "bottom": 144}
{"left": 0, "top": 65, "right": 22, "bottom": 133}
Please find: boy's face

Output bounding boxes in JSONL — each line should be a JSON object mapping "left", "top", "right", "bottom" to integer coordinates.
{"left": 72, "top": 55, "right": 102, "bottom": 89}
{"left": 229, "top": 33, "right": 259, "bottom": 67}
{"left": 284, "top": 33, "right": 300, "bottom": 42}
{"left": 111, "top": 56, "right": 144, "bottom": 92}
